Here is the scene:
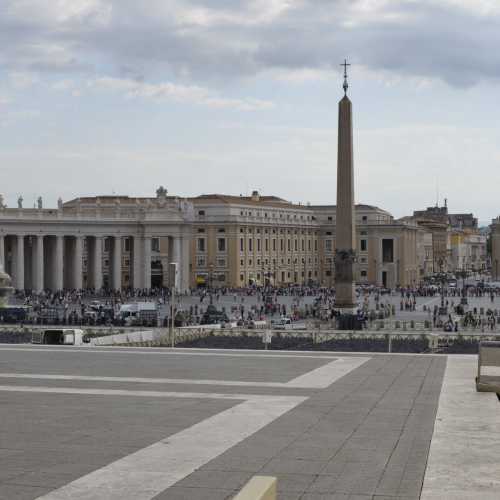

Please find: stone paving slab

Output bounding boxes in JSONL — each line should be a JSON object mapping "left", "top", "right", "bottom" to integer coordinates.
{"left": 179, "top": 355, "right": 446, "bottom": 499}
{"left": 0, "top": 345, "right": 449, "bottom": 499}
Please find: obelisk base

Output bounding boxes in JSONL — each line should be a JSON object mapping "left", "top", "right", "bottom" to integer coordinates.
{"left": 335, "top": 312, "right": 363, "bottom": 331}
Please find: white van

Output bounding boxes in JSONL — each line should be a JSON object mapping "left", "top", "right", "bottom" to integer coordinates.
{"left": 270, "top": 317, "right": 293, "bottom": 330}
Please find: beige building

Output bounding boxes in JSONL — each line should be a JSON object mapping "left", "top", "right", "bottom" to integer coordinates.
{"left": 312, "top": 204, "right": 420, "bottom": 288}
{"left": 189, "top": 192, "right": 320, "bottom": 288}
{"left": 189, "top": 194, "right": 421, "bottom": 289}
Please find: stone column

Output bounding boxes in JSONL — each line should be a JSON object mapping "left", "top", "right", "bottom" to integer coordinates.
{"left": 0, "top": 235, "right": 4, "bottom": 269}
{"left": 171, "top": 236, "right": 181, "bottom": 290}
{"left": 180, "top": 236, "right": 190, "bottom": 292}
{"left": 55, "top": 235, "right": 64, "bottom": 291}
{"left": 334, "top": 94, "right": 357, "bottom": 310}
{"left": 112, "top": 236, "right": 122, "bottom": 291}
{"left": 34, "top": 235, "right": 44, "bottom": 292}
{"left": 143, "top": 236, "right": 151, "bottom": 290}
{"left": 16, "top": 235, "right": 24, "bottom": 290}
{"left": 133, "top": 236, "right": 143, "bottom": 289}
{"left": 93, "top": 236, "right": 103, "bottom": 290}
{"left": 74, "top": 236, "right": 83, "bottom": 290}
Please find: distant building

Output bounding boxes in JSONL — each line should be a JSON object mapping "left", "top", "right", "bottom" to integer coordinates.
{"left": 0, "top": 188, "right": 193, "bottom": 292}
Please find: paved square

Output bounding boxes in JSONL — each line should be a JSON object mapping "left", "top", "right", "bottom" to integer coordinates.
{"left": 0, "top": 345, "right": 496, "bottom": 499}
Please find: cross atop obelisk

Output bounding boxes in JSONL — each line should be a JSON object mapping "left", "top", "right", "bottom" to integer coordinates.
{"left": 340, "top": 59, "right": 350, "bottom": 95}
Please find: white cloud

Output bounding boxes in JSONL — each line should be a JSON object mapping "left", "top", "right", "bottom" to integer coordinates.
{"left": 8, "top": 71, "right": 38, "bottom": 89}
{"left": 5, "top": 0, "right": 112, "bottom": 26}
{"left": 90, "top": 76, "right": 274, "bottom": 111}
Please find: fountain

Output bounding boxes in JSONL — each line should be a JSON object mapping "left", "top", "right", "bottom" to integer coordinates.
{"left": 0, "top": 265, "right": 13, "bottom": 307}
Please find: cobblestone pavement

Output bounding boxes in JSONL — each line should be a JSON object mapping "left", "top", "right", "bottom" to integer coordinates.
{"left": 0, "top": 345, "right": 448, "bottom": 499}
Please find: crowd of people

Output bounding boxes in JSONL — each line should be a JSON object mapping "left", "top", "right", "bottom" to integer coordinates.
{"left": 0, "top": 279, "right": 499, "bottom": 332}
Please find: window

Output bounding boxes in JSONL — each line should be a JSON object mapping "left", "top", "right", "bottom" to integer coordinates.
{"left": 248, "top": 239, "right": 253, "bottom": 252}
{"left": 240, "top": 238, "right": 244, "bottom": 252}
{"left": 265, "top": 239, "right": 269, "bottom": 251}
{"left": 325, "top": 240, "right": 333, "bottom": 252}
{"left": 198, "top": 210, "right": 205, "bottom": 216}
{"left": 327, "top": 216, "right": 333, "bottom": 221}
{"left": 197, "top": 256, "right": 206, "bottom": 266}
{"left": 218, "top": 228, "right": 225, "bottom": 233}
{"left": 360, "top": 270, "right": 367, "bottom": 277}
{"left": 240, "top": 274, "right": 244, "bottom": 282}
{"left": 124, "top": 238, "right": 131, "bottom": 252}
{"left": 314, "top": 240, "right": 318, "bottom": 251}
{"left": 104, "top": 238, "right": 110, "bottom": 252}
{"left": 280, "top": 239, "right": 284, "bottom": 252}
{"left": 360, "top": 239, "right": 367, "bottom": 252}
{"left": 216, "top": 258, "right": 226, "bottom": 267}
{"left": 151, "top": 238, "right": 160, "bottom": 252}
{"left": 294, "top": 240, "right": 298, "bottom": 251}
{"left": 287, "top": 239, "right": 291, "bottom": 251}
{"left": 197, "top": 238, "right": 206, "bottom": 252}
{"left": 240, "top": 259, "right": 244, "bottom": 266}
{"left": 273, "top": 239, "right": 276, "bottom": 251}
{"left": 197, "top": 228, "right": 205, "bottom": 233}
{"left": 217, "top": 238, "right": 226, "bottom": 252}
{"left": 382, "top": 239, "right": 394, "bottom": 263}
{"left": 257, "top": 239, "right": 261, "bottom": 252}
{"left": 308, "top": 240, "right": 311, "bottom": 251}
{"left": 301, "top": 240, "right": 305, "bottom": 251}
{"left": 362, "top": 215, "right": 367, "bottom": 222}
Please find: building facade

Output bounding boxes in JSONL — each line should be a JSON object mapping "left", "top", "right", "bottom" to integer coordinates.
{"left": 312, "top": 205, "right": 420, "bottom": 288}
{"left": 1, "top": 188, "right": 472, "bottom": 292}
{"left": 0, "top": 188, "right": 193, "bottom": 292}
{"left": 189, "top": 192, "right": 320, "bottom": 288}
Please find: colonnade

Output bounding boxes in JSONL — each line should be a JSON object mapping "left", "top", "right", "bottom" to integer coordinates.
{"left": 0, "top": 233, "right": 190, "bottom": 293}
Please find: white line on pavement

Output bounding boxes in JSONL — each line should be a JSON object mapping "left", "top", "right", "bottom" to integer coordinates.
{"left": 285, "top": 356, "right": 369, "bottom": 388}
{"left": 0, "top": 356, "right": 369, "bottom": 389}
{"left": 0, "top": 384, "right": 302, "bottom": 401}
{"left": 33, "top": 396, "right": 305, "bottom": 500}
{"left": 0, "top": 345, "right": 339, "bottom": 359}
{"left": 421, "top": 356, "right": 500, "bottom": 500}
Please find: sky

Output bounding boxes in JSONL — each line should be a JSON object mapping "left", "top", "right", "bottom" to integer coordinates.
{"left": 1, "top": 0, "right": 500, "bottom": 224}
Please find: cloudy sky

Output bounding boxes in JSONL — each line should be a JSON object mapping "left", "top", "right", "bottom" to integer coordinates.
{"left": 1, "top": 0, "right": 499, "bottom": 223}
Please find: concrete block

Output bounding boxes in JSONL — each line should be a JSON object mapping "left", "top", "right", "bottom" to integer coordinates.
{"left": 233, "top": 475, "right": 277, "bottom": 500}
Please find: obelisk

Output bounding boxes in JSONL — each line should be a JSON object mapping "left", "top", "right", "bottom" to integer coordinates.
{"left": 334, "top": 60, "right": 357, "bottom": 314}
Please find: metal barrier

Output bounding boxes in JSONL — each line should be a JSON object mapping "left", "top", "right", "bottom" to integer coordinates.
{"left": 476, "top": 341, "right": 500, "bottom": 392}
{"left": 233, "top": 476, "right": 277, "bottom": 500}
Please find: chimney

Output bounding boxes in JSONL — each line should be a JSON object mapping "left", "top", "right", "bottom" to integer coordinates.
{"left": 251, "top": 190, "right": 260, "bottom": 202}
